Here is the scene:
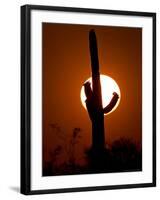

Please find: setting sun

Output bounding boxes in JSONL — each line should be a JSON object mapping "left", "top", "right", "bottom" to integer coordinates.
{"left": 80, "top": 74, "right": 121, "bottom": 115}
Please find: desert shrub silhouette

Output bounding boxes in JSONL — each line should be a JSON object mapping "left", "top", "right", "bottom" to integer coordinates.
{"left": 43, "top": 123, "right": 141, "bottom": 176}
{"left": 43, "top": 125, "right": 83, "bottom": 176}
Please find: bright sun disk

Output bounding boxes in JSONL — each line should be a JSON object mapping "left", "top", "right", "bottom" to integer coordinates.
{"left": 80, "top": 74, "right": 121, "bottom": 115}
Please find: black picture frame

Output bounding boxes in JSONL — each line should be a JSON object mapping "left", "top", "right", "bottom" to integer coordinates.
{"left": 21, "top": 4, "right": 156, "bottom": 195}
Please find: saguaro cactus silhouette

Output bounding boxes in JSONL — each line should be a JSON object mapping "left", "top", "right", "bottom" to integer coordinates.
{"left": 84, "top": 29, "right": 119, "bottom": 153}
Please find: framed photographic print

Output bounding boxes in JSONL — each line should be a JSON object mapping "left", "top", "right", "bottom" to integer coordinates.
{"left": 21, "top": 4, "right": 156, "bottom": 195}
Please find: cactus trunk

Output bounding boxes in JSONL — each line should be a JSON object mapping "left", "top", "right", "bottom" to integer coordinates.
{"left": 89, "top": 30, "right": 105, "bottom": 152}
{"left": 84, "top": 30, "right": 119, "bottom": 154}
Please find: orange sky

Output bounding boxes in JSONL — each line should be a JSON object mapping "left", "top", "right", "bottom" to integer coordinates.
{"left": 42, "top": 23, "right": 142, "bottom": 162}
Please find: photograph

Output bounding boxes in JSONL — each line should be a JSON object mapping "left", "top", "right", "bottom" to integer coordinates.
{"left": 42, "top": 23, "right": 142, "bottom": 176}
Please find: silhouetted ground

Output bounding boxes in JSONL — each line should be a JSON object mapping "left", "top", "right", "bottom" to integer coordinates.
{"left": 43, "top": 127, "right": 142, "bottom": 176}
{"left": 85, "top": 138, "right": 142, "bottom": 174}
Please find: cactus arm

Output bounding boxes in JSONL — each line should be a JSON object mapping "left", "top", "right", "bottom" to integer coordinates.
{"left": 103, "top": 92, "right": 119, "bottom": 114}
{"left": 84, "top": 81, "right": 93, "bottom": 102}
{"left": 83, "top": 82, "right": 95, "bottom": 121}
